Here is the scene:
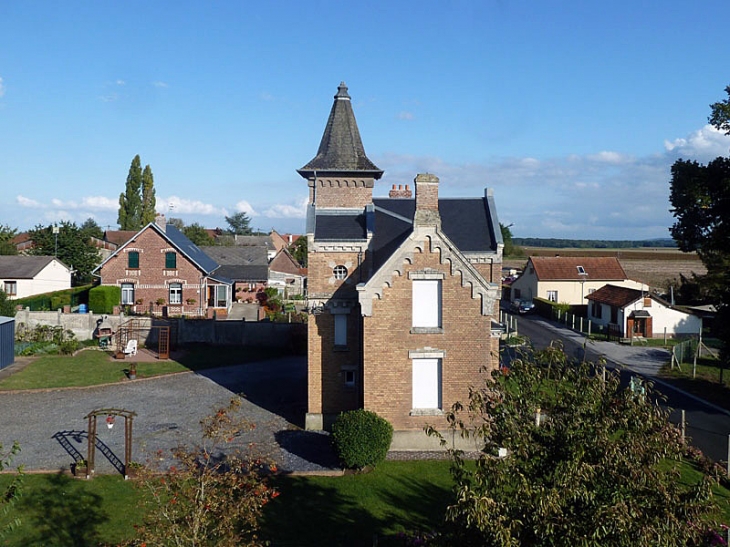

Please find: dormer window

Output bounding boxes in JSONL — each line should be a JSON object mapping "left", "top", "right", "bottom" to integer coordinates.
{"left": 333, "top": 265, "right": 348, "bottom": 280}
{"left": 577, "top": 266, "right": 586, "bottom": 275}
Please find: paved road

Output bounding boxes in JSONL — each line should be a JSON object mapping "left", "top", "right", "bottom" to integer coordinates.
{"left": 511, "top": 312, "right": 730, "bottom": 463}
{"left": 0, "top": 356, "right": 340, "bottom": 474}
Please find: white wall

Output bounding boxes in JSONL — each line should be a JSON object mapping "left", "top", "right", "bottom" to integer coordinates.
{"left": 11, "top": 260, "right": 71, "bottom": 299}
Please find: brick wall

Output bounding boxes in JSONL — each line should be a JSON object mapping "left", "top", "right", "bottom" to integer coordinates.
{"left": 98, "top": 226, "right": 206, "bottom": 315}
{"left": 313, "top": 177, "right": 374, "bottom": 208}
{"left": 362, "top": 245, "right": 499, "bottom": 430}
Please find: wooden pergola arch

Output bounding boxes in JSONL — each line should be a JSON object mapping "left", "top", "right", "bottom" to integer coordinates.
{"left": 85, "top": 408, "right": 137, "bottom": 479}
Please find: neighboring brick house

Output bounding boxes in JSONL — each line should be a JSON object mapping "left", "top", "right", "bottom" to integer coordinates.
{"left": 199, "top": 245, "right": 269, "bottom": 301}
{"left": 0, "top": 256, "right": 72, "bottom": 299}
{"left": 586, "top": 284, "right": 701, "bottom": 339}
{"left": 300, "top": 82, "right": 503, "bottom": 449}
{"left": 268, "top": 248, "right": 306, "bottom": 298}
{"left": 509, "top": 256, "right": 644, "bottom": 307}
{"left": 94, "top": 215, "right": 231, "bottom": 317}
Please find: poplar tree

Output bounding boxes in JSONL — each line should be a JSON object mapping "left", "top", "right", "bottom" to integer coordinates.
{"left": 118, "top": 155, "right": 143, "bottom": 230}
{"left": 141, "top": 164, "right": 157, "bottom": 226}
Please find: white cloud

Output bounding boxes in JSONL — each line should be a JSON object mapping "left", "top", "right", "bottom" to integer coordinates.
{"left": 233, "top": 200, "right": 258, "bottom": 216}
{"left": 587, "top": 151, "right": 631, "bottom": 164}
{"left": 397, "top": 111, "right": 414, "bottom": 121}
{"left": 17, "top": 195, "right": 43, "bottom": 208}
{"left": 664, "top": 124, "right": 730, "bottom": 160}
{"left": 116, "top": 79, "right": 126, "bottom": 86}
{"left": 0, "top": 77, "right": 5, "bottom": 98}
{"left": 259, "top": 92, "right": 275, "bottom": 102}
{"left": 49, "top": 196, "right": 118, "bottom": 210}
{"left": 157, "top": 196, "right": 225, "bottom": 216}
{"left": 261, "top": 197, "right": 308, "bottom": 219}
{"left": 153, "top": 81, "right": 168, "bottom": 88}
{"left": 100, "top": 93, "right": 119, "bottom": 103}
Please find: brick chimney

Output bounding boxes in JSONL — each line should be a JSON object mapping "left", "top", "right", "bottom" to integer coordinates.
{"left": 388, "top": 184, "right": 412, "bottom": 199}
{"left": 414, "top": 173, "right": 440, "bottom": 227}
{"left": 155, "top": 213, "right": 166, "bottom": 232}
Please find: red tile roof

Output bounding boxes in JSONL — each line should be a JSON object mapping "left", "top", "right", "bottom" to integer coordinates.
{"left": 530, "top": 256, "right": 628, "bottom": 281}
{"left": 104, "top": 230, "right": 137, "bottom": 247}
{"left": 585, "top": 284, "right": 643, "bottom": 307}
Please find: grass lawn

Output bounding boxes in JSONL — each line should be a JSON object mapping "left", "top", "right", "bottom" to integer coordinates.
{"left": 0, "top": 345, "right": 295, "bottom": 391}
{"left": 1, "top": 459, "right": 727, "bottom": 546}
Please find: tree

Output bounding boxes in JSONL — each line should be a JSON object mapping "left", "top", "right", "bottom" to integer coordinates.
{"left": 79, "top": 217, "right": 103, "bottom": 240}
{"left": 709, "top": 84, "right": 730, "bottom": 135}
{"left": 118, "top": 155, "right": 157, "bottom": 230}
{"left": 499, "top": 223, "right": 523, "bottom": 257}
{"left": 0, "top": 224, "right": 18, "bottom": 255}
{"left": 28, "top": 222, "right": 100, "bottom": 285}
{"left": 141, "top": 164, "right": 157, "bottom": 226}
{"left": 183, "top": 223, "right": 215, "bottom": 246}
{"left": 427, "top": 343, "right": 721, "bottom": 546}
{"left": 670, "top": 85, "right": 730, "bottom": 361}
{"left": 289, "top": 236, "right": 307, "bottom": 267}
{"left": 0, "top": 441, "right": 23, "bottom": 541}
{"left": 225, "top": 212, "right": 253, "bottom": 236}
{"left": 132, "top": 398, "right": 277, "bottom": 547}
{"left": 0, "top": 289, "right": 14, "bottom": 316}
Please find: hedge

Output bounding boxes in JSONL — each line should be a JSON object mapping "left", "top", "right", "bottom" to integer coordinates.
{"left": 89, "top": 285, "right": 121, "bottom": 314}
{"left": 331, "top": 409, "right": 393, "bottom": 469}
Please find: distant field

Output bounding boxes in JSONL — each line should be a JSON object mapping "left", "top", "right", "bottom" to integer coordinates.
{"left": 504, "top": 247, "right": 706, "bottom": 290}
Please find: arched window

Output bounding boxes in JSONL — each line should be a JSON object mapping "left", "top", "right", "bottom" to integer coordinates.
{"left": 333, "top": 265, "right": 348, "bottom": 280}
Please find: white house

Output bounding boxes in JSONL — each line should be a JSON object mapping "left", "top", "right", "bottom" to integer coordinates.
{"left": 0, "top": 256, "right": 72, "bottom": 299}
{"left": 586, "top": 284, "right": 701, "bottom": 339}
{"left": 509, "top": 256, "right": 644, "bottom": 306}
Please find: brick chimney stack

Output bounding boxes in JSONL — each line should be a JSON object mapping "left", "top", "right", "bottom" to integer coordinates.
{"left": 155, "top": 213, "right": 167, "bottom": 232}
{"left": 388, "top": 184, "right": 413, "bottom": 199}
{"left": 414, "top": 173, "right": 440, "bottom": 227}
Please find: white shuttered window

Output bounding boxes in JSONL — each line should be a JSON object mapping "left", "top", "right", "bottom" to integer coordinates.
{"left": 412, "top": 358, "right": 442, "bottom": 409}
{"left": 412, "top": 280, "right": 441, "bottom": 328}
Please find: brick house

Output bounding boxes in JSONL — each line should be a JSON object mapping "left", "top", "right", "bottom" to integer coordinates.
{"left": 586, "top": 284, "right": 701, "bottom": 339}
{"left": 509, "top": 256, "right": 644, "bottom": 307}
{"left": 300, "top": 83, "right": 503, "bottom": 448}
{"left": 268, "top": 248, "right": 306, "bottom": 298}
{"left": 94, "top": 215, "right": 231, "bottom": 317}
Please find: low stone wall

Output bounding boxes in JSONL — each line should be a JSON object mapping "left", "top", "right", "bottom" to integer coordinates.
{"left": 13, "top": 309, "right": 303, "bottom": 349}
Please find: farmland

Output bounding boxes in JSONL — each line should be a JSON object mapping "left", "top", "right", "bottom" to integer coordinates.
{"left": 504, "top": 247, "right": 706, "bottom": 291}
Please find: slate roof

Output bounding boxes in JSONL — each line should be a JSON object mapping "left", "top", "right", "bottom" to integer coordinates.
{"left": 530, "top": 256, "right": 628, "bottom": 281}
{"left": 298, "top": 82, "right": 383, "bottom": 179}
{"left": 199, "top": 246, "right": 269, "bottom": 282}
{"left": 0, "top": 256, "right": 67, "bottom": 278}
{"left": 585, "top": 284, "right": 643, "bottom": 307}
{"left": 313, "top": 197, "right": 499, "bottom": 272}
{"left": 164, "top": 225, "right": 219, "bottom": 274}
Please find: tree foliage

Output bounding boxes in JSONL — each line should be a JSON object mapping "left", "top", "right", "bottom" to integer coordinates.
{"left": 130, "top": 398, "right": 277, "bottom": 547}
{"left": 183, "top": 222, "right": 215, "bottom": 246}
{"left": 500, "top": 223, "right": 524, "bottom": 257}
{"left": 225, "top": 212, "right": 253, "bottom": 236}
{"left": 709, "top": 85, "right": 730, "bottom": 135}
{"left": 0, "top": 289, "right": 15, "bottom": 316}
{"left": 289, "top": 236, "right": 307, "bottom": 267}
{"left": 118, "top": 155, "right": 156, "bottom": 230}
{"left": 79, "top": 217, "right": 103, "bottom": 240}
{"left": 0, "top": 224, "right": 18, "bottom": 255}
{"left": 28, "top": 222, "right": 100, "bottom": 285}
{"left": 0, "top": 441, "right": 23, "bottom": 541}
{"left": 427, "top": 343, "right": 720, "bottom": 546}
{"left": 669, "top": 85, "right": 730, "bottom": 361}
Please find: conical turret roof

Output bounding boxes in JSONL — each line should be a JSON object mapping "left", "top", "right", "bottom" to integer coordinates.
{"left": 298, "top": 82, "right": 383, "bottom": 179}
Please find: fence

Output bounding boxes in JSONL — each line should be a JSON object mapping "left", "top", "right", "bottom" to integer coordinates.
{"left": 13, "top": 309, "right": 304, "bottom": 349}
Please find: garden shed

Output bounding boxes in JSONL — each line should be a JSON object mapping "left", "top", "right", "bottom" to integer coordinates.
{"left": 0, "top": 316, "right": 15, "bottom": 370}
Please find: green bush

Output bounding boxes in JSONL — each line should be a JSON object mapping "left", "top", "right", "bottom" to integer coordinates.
{"left": 89, "top": 285, "right": 121, "bottom": 314}
{"left": 331, "top": 409, "right": 393, "bottom": 469}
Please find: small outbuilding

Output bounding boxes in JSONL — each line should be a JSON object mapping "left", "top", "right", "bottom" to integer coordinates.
{"left": 0, "top": 316, "right": 15, "bottom": 370}
{"left": 586, "top": 284, "right": 702, "bottom": 339}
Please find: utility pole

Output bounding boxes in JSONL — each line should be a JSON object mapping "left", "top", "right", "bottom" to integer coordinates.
{"left": 52, "top": 225, "right": 59, "bottom": 257}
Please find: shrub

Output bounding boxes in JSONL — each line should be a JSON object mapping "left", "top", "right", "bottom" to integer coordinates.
{"left": 88, "top": 285, "right": 121, "bottom": 314}
{"left": 332, "top": 409, "right": 393, "bottom": 469}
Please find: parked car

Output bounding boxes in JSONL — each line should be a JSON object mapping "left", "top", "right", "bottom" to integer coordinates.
{"left": 518, "top": 300, "right": 535, "bottom": 314}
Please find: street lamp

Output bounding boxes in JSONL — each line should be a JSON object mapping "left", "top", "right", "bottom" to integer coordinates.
{"left": 52, "top": 225, "right": 59, "bottom": 257}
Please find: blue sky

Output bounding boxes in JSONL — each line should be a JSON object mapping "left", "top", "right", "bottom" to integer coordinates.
{"left": 2, "top": 1, "right": 730, "bottom": 240}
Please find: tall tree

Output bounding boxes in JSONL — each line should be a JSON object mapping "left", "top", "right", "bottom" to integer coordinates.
{"left": 118, "top": 155, "right": 143, "bottom": 230}
{"left": 28, "top": 222, "right": 100, "bottom": 285}
{"left": 0, "top": 224, "right": 18, "bottom": 255}
{"left": 670, "top": 85, "right": 730, "bottom": 361}
{"left": 141, "top": 164, "right": 157, "bottom": 226}
{"left": 224, "top": 212, "right": 253, "bottom": 235}
{"left": 428, "top": 344, "right": 720, "bottom": 546}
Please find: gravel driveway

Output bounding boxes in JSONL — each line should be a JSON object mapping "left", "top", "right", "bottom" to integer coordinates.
{"left": 0, "top": 356, "right": 340, "bottom": 474}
